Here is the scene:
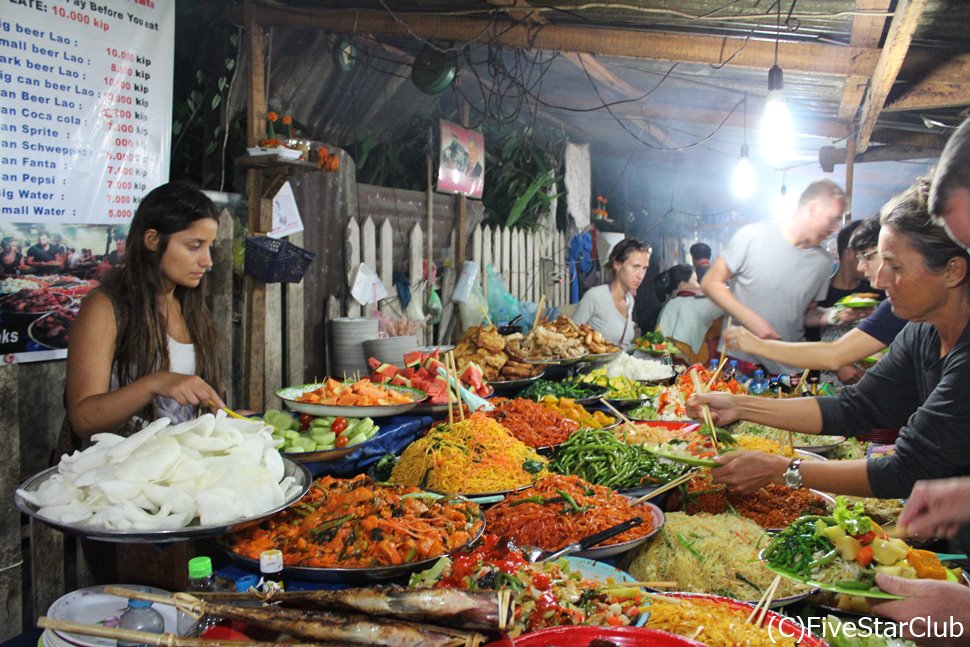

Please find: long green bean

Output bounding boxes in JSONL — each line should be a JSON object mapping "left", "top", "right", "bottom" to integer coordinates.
{"left": 549, "top": 428, "right": 685, "bottom": 490}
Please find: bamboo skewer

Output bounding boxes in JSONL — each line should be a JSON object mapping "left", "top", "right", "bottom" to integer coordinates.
{"left": 478, "top": 305, "right": 493, "bottom": 327}
{"left": 796, "top": 368, "right": 811, "bottom": 396}
{"left": 706, "top": 316, "right": 733, "bottom": 388}
{"left": 629, "top": 471, "right": 697, "bottom": 506}
{"left": 690, "top": 369, "right": 721, "bottom": 454}
{"left": 745, "top": 574, "right": 782, "bottom": 626}
{"left": 532, "top": 294, "right": 547, "bottom": 334}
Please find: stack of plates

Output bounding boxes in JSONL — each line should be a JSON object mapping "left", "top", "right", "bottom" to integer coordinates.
{"left": 331, "top": 317, "right": 380, "bottom": 377}
{"left": 362, "top": 335, "right": 419, "bottom": 368}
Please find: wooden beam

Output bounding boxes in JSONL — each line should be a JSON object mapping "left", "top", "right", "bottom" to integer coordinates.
{"left": 534, "top": 90, "right": 851, "bottom": 140}
{"left": 237, "top": 5, "right": 878, "bottom": 77}
{"left": 884, "top": 82, "right": 970, "bottom": 112}
{"left": 899, "top": 51, "right": 970, "bottom": 86}
{"left": 856, "top": 0, "right": 928, "bottom": 153}
{"left": 838, "top": 0, "right": 892, "bottom": 120}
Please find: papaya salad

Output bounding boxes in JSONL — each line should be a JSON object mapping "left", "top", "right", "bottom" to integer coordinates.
{"left": 410, "top": 534, "right": 645, "bottom": 637}
{"left": 763, "top": 497, "right": 955, "bottom": 594}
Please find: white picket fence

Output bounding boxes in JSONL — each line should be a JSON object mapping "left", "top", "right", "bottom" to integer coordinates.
{"left": 337, "top": 218, "right": 570, "bottom": 344}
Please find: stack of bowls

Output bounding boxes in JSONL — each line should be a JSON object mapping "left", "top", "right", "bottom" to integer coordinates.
{"left": 330, "top": 317, "right": 380, "bottom": 377}
{"left": 362, "top": 335, "right": 419, "bottom": 368}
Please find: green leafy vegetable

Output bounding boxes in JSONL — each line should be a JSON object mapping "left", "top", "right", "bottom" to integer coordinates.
{"left": 833, "top": 496, "right": 873, "bottom": 535}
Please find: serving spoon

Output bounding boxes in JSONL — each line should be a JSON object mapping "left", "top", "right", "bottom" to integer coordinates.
{"left": 520, "top": 516, "right": 642, "bottom": 562}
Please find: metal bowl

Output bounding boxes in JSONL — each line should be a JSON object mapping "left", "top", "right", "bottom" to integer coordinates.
{"left": 14, "top": 459, "right": 312, "bottom": 543}
{"left": 488, "top": 370, "right": 546, "bottom": 393}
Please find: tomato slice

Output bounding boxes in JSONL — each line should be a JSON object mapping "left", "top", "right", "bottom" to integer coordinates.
{"left": 335, "top": 434, "right": 350, "bottom": 448}
{"left": 299, "top": 414, "right": 314, "bottom": 430}
{"left": 331, "top": 417, "right": 348, "bottom": 433}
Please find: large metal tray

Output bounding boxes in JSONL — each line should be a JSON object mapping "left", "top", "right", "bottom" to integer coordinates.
{"left": 15, "top": 459, "right": 311, "bottom": 543}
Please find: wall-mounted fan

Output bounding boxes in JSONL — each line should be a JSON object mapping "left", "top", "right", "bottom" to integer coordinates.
{"left": 411, "top": 45, "right": 456, "bottom": 95}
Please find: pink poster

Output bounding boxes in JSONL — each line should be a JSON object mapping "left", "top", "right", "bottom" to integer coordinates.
{"left": 437, "top": 121, "right": 484, "bottom": 199}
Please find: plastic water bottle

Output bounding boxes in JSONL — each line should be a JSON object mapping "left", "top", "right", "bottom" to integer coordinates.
{"left": 722, "top": 360, "right": 738, "bottom": 383}
{"left": 178, "top": 556, "right": 220, "bottom": 636}
{"left": 118, "top": 598, "right": 164, "bottom": 647}
{"left": 748, "top": 369, "right": 768, "bottom": 395}
{"left": 707, "top": 360, "right": 719, "bottom": 375}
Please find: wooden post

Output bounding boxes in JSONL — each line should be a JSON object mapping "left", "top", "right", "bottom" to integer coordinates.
{"left": 243, "top": 1, "right": 268, "bottom": 409}
{"left": 427, "top": 127, "right": 434, "bottom": 301}
{"left": 845, "top": 130, "right": 857, "bottom": 221}
{"left": 0, "top": 366, "right": 20, "bottom": 641}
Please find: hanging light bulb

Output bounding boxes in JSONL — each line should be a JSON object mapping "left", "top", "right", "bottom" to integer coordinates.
{"left": 733, "top": 143, "right": 756, "bottom": 200}
{"left": 732, "top": 92, "right": 756, "bottom": 200}
{"left": 772, "top": 175, "right": 796, "bottom": 218}
{"left": 762, "top": 64, "right": 794, "bottom": 162}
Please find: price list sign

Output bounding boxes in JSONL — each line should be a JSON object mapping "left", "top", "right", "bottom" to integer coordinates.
{"left": 0, "top": 0, "right": 172, "bottom": 362}
{"left": 0, "top": 0, "right": 172, "bottom": 223}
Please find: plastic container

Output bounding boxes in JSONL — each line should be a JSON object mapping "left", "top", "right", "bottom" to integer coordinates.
{"left": 748, "top": 369, "right": 768, "bottom": 395}
{"left": 707, "top": 359, "right": 719, "bottom": 373}
{"left": 118, "top": 598, "right": 164, "bottom": 647}
{"left": 243, "top": 236, "right": 316, "bottom": 284}
{"left": 722, "top": 359, "right": 738, "bottom": 383}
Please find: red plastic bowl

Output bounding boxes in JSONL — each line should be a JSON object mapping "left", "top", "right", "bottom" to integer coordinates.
{"left": 485, "top": 626, "right": 705, "bottom": 647}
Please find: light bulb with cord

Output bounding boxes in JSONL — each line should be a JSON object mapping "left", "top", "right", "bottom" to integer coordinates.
{"left": 733, "top": 143, "right": 756, "bottom": 200}
{"left": 762, "top": 64, "right": 794, "bottom": 163}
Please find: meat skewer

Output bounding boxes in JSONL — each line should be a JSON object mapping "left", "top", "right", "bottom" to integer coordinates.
{"left": 104, "top": 587, "right": 489, "bottom": 647}
{"left": 188, "top": 586, "right": 507, "bottom": 631}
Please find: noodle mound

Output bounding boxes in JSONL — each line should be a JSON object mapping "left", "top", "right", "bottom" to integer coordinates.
{"left": 624, "top": 512, "right": 811, "bottom": 601}
{"left": 389, "top": 414, "right": 547, "bottom": 494}
{"left": 646, "top": 595, "right": 797, "bottom": 646}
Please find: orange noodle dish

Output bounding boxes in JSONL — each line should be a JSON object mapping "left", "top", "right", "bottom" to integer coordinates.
{"left": 484, "top": 474, "right": 655, "bottom": 551}
{"left": 389, "top": 414, "right": 548, "bottom": 495}
{"left": 226, "top": 475, "right": 483, "bottom": 568}
{"left": 410, "top": 534, "right": 645, "bottom": 637}
{"left": 483, "top": 397, "right": 579, "bottom": 448}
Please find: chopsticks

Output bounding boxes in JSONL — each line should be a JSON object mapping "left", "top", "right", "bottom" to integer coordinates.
{"left": 629, "top": 471, "right": 697, "bottom": 506}
{"left": 532, "top": 294, "right": 547, "bottom": 334}
{"left": 209, "top": 401, "right": 247, "bottom": 420}
{"left": 598, "top": 398, "right": 638, "bottom": 438}
{"left": 746, "top": 574, "right": 782, "bottom": 626}
{"left": 705, "top": 316, "right": 732, "bottom": 388}
{"left": 689, "top": 369, "right": 721, "bottom": 454}
{"left": 447, "top": 351, "right": 465, "bottom": 422}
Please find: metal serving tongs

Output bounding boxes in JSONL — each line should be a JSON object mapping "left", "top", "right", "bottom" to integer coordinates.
{"left": 520, "top": 516, "right": 642, "bottom": 563}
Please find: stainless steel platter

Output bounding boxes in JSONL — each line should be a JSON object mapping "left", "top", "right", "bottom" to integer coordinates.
{"left": 14, "top": 459, "right": 312, "bottom": 543}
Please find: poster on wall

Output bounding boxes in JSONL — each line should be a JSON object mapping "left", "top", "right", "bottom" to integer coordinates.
{"left": 436, "top": 120, "right": 484, "bottom": 199}
{"left": 0, "top": 0, "right": 174, "bottom": 363}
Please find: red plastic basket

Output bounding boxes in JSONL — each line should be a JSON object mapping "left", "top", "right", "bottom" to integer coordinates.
{"left": 244, "top": 237, "right": 315, "bottom": 284}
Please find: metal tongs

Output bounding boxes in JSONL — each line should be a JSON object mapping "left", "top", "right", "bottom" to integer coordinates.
{"left": 519, "top": 516, "right": 642, "bottom": 562}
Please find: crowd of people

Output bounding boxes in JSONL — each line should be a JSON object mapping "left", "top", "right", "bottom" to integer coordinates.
{"left": 0, "top": 231, "right": 126, "bottom": 280}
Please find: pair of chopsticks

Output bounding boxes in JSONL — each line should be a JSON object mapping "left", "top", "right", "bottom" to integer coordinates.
{"left": 689, "top": 369, "right": 721, "bottom": 454}
{"left": 531, "top": 294, "right": 547, "bottom": 334}
{"left": 746, "top": 574, "right": 782, "bottom": 626}
{"left": 599, "top": 398, "right": 639, "bottom": 439}
{"left": 445, "top": 351, "right": 465, "bottom": 426}
{"left": 209, "top": 400, "right": 247, "bottom": 420}
{"left": 629, "top": 471, "right": 697, "bottom": 506}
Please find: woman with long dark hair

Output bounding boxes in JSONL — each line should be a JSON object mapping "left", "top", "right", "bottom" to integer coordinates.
{"left": 655, "top": 264, "right": 724, "bottom": 365}
{"left": 573, "top": 238, "right": 651, "bottom": 345}
{"left": 66, "top": 181, "right": 225, "bottom": 444}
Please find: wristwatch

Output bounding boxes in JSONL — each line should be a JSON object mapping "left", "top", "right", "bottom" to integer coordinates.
{"left": 783, "top": 458, "right": 804, "bottom": 489}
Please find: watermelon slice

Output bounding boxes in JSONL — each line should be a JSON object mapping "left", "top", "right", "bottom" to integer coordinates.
{"left": 390, "top": 374, "right": 412, "bottom": 388}
{"left": 367, "top": 357, "right": 383, "bottom": 371}
{"left": 460, "top": 362, "right": 485, "bottom": 391}
{"left": 404, "top": 351, "right": 424, "bottom": 369}
{"left": 373, "top": 362, "right": 399, "bottom": 382}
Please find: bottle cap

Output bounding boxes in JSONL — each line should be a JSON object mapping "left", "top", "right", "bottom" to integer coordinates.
{"left": 260, "top": 549, "right": 284, "bottom": 574}
{"left": 128, "top": 598, "right": 152, "bottom": 609}
{"left": 188, "top": 556, "right": 213, "bottom": 579}
{"left": 235, "top": 574, "right": 260, "bottom": 592}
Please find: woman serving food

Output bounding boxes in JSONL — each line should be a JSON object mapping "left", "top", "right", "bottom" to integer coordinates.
{"left": 572, "top": 238, "right": 650, "bottom": 345}
{"left": 687, "top": 181, "right": 970, "bottom": 547}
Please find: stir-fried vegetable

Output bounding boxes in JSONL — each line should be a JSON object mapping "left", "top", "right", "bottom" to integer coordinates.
{"left": 550, "top": 428, "right": 686, "bottom": 490}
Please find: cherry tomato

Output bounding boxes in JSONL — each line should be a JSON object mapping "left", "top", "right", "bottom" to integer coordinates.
{"left": 331, "top": 417, "right": 348, "bottom": 434}
{"left": 299, "top": 414, "right": 314, "bottom": 430}
{"left": 335, "top": 434, "right": 350, "bottom": 448}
